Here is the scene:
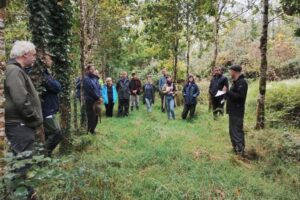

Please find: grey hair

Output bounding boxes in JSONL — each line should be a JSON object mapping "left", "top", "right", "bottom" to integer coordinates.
{"left": 106, "top": 77, "right": 112, "bottom": 82}
{"left": 10, "top": 41, "right": 36, "bottom": 59}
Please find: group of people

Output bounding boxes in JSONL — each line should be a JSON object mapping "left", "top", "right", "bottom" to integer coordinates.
{"left": 77, "top": 67, "right": 157, "bottom": 134}
{"left": 3, "top": 40, "right": 248, "bottom": 199}
{"left": 79, "top": 63, "right": 248, "bottom": 156}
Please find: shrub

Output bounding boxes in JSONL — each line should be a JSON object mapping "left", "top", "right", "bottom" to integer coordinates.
{"left": 274, "top": 58, "right": 300, "bottom": 80}
{"left": 266, "top": 79, "right": 300, "bottom": 128}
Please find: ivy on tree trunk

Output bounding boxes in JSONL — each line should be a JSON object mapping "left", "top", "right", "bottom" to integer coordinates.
{"left": 0, "top": 0, "right": 6, "bottom": 142}
{"left": 27, "top": 0, "right": 73, "bottom": 153}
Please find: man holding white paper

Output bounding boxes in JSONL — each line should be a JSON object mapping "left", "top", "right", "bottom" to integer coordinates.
{"left": 209, "top": 67, "right": 229, "bottom": 119}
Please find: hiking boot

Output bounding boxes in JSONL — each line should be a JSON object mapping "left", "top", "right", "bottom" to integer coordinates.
{"left": 27, "top": 187, "right": 37, "bottom": 200}
{"left": 235, "top": 146, "right": 245, "bottom": 156}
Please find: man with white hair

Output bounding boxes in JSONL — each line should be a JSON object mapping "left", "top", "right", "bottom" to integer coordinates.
{"left": 5, "top": 41, "right": 43, "bottom": 154}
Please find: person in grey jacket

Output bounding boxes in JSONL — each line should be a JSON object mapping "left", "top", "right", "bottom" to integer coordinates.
{"left": 158, "top": 68, "right": 168, "bottom": 112}
{"left": 116, "top": 71, "right": 130, "bottom": 117}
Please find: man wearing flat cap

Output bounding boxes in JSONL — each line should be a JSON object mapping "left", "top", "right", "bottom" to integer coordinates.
{"left": 223, "top": 64, "right": 248, "bottom": 155}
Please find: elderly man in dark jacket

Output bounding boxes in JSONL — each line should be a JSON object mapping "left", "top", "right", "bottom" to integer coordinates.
{"left": 5, "top": 41, "right": 42, "bottom": 199}
{"left": 5, "top": 41, "right": 42, "bottom": 154}
{"left": 209, "top": 67, "right": 229, "bottom": 119}
{"left": 41, "top": 52, "right": 63, "bottom": 156}
{"left": 224, "top": 65, "right": 248, "bottom": 155}
{"left": 83, "top": 64, "right": 102, "bottom": 134}
{"left": 182, "top": 75, "right": 200, "bottom": 119}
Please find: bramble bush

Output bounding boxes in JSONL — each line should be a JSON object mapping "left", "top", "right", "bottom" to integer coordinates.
{"left": 266, "top": 79, "right": 300, "bottom": 128}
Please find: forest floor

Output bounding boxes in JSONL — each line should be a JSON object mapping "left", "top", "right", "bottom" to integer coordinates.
{"left": 37, "top": 82, "right": 300, "bottom": 200}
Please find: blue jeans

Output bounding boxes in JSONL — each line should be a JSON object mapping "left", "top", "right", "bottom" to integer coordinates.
{"left": 165, "top": 95, "right": 175, "bottom": 120}
{"left": 145, "top": 98, "right": 152, "bottom": 112}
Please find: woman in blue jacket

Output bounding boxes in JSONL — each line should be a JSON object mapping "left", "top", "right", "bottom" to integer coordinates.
{"left": 182, "top": 75, "right": 200, "bottom": 120}
{"left": 102, "top": 77, "right": 118, "bottom": 117}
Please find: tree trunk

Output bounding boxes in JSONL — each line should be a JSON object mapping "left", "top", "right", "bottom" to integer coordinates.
{"left": 209, "top": 17, "right": 219, "bottom": 112}
{"left": 256, "top": 0, "right": 269, "bottom": 129}
{"left": 0, "top": 1, "right": 5, "bottom": 140}
{"left": 212, "top": 14, "right": 220, "bottom": 69}
{"left": 173, "top": 39, "right": 179, "bottom": 83}
{"left": 73, "top": 91, "right": 78, "bottom": 130}
{"left": 186, "top": 5, "right": 190, "bottom": 78}
{"left": 173, "top": 13, "right": 179, "bottom": 83}
{"left": 79, "top": 0, "right": 87, "bottom": 130}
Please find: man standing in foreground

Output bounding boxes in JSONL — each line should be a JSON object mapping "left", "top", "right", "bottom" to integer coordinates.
{"left": 40, "top": 51, "right": 63, "bottom": 156}
{"left": 5, "top": 41, "right": 42, "bottom": 199}
{"left": 224, "top": 65, "right": 248, "bottom": 155}
{"left": 5, "top": 41, "right": 43, "bottom": 154}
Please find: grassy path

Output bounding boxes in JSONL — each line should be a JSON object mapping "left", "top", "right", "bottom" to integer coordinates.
{"left": 38, "top": 103, "right": 300, "bottom": 200}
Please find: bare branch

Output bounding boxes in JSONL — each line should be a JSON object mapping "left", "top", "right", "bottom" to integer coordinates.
{"left": 268, "top": 12, "right": 284, "bottom": 24}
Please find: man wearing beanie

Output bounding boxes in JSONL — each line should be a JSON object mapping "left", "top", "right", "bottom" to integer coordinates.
{"left": 223, "top": 64, "right": 248, "bottom": 155}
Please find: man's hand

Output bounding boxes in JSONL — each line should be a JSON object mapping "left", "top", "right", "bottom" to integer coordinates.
{"left": 37, "top": 126, "right": 45, "bottom": 143}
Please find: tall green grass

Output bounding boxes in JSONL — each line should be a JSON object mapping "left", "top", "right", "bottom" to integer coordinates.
{"left": 36, "top": 81, "right": 300, "bottom": 200}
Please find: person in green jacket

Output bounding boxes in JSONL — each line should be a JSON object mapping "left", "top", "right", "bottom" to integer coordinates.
{"left": 5, "top": 40, "right": 42, "bottom": 199}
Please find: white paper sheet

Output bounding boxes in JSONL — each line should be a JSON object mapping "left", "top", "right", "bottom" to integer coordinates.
{"left": 215, "top": 90, "right": 225, "bottom": 97}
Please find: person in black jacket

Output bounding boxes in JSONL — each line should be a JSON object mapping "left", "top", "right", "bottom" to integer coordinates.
{"left": 209, "top": 67, "right": 229, "bottom": 119}
{"left": 224, "top": 65, "right": 248, "bottom": 155}
{"left": 129, "top": 72, "right": 142, "bottom": 111}
{"left": 182, "top": 75, "right": 200, "bottom": 119}
{"left": 41, "top": 52, "right": 63, "bottom": 156}
{"left": 116, "top": 71, "right": 131, "bottom": 117}
{"left": 83, "top": 64, "right": 102, "bottom": 134}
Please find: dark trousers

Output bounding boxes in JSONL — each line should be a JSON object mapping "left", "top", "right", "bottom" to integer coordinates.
{"left": 5, "top": 124, "right": 35, "bottom": 154}
{"left": 229, "top": 115, "right": 245, "bottom": 153}
{"left": 86, "top": 101, "right": 98, "bottom": 134}
{"left": 212, "top": 96, "right": 225, "bottom": 119}
{"left": 5, "top": 124, "right": 36, "bottom": 197}
{"left": 182, "top": 104, "right": 196, "bottom": 119}
{"left": 118, "top": 99, "right": 129, "bottom": 117}
{"left": 160, "top": 93, "right": 165, "bottom": 112}
{"left": 105, "top": 100, "right": 114, "bottom": 117}
{"left": 43, "top": 116, "right": 63, "bottom": 156}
